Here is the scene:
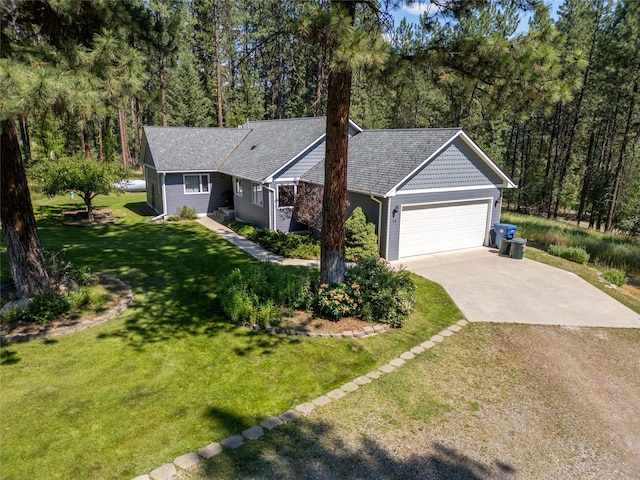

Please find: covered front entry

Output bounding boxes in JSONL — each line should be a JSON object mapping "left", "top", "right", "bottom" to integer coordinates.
{"left": 398, "top": 200, "right": 490, "bottom": 258}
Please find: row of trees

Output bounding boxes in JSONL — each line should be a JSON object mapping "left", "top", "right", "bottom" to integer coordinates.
{"left": 2, "top": 0, "right": 638, "bottom": 296}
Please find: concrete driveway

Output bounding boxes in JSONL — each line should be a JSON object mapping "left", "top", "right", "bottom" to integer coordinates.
{"left": 396, "top": 248, "right": 640, "bottom": 328}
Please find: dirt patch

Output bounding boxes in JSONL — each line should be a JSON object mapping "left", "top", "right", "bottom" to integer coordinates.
{"left": 62, "top": 209, "right": 118, "bottom": 227}
{"left": 277, "top": 311, "right": 376, "bottom": 335}
{"left": 0, "top": 276, "right": 132, "bottom": 343}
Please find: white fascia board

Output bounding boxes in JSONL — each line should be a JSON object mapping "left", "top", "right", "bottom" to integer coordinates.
{"left": 348, "top": 118, "right": 364, "bottom": 133}
{"left": 384, "top": 131, "right": 460, "bottom": 197}
{"left": 395, "top": 184, "right": 503, "bottom": 195}
{"left": 457, "top": 131, "right": 517, "bottom": 189}
{"left": 266, "top": 134, "right": 326, "bottom": 183}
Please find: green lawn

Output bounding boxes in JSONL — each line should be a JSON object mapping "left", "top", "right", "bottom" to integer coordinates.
{"left": 0, "top": 192, "right": 461, "bottom": 480}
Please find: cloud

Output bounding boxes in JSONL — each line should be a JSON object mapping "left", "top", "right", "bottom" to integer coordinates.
{"left": 402, "top": 3, "right": 431, "bottom": 16}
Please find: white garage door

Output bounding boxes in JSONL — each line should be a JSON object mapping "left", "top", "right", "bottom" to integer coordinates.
{"left": 398, "top": 201, "right": 490, "bottom": 258}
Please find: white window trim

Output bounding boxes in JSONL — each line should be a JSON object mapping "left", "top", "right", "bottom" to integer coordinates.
{"left": 234, "top": 177, "right": 243, "bottom": 196}
{"left": 183, "top": 174, "right": 210, "bottom": 195}
{"left": 277, "top": 184, "right": 296, "bottom": 209}
{"left": 252, "top": 182, "right": 263, "bottom": 206}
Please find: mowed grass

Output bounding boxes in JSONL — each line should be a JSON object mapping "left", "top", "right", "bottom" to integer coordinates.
{"left": 502, "top": 212, "right": 640, "bottom": 276}
{"left": 0, "top": 192, "right": 461, "bottom": 480}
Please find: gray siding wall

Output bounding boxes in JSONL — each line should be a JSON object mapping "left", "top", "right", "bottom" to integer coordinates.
{"left": 273, "top": 180, "right": 307, "bottom": 232}
{"left": 145, "top": 166, "right": 163, "bottom": 214}
{"left": 399, "top": 138, "right": 501, "bottom": 191}
{"left": 276, "top": 141, "right": 325, "bottom": 180}
{"left": 385, "top": 186, "right": 502, "bottom": 261}
{"left": 232, "top": 177, "right": 270, "bottom": 229}
{"left": 165, "top": 172, "right": 217, "bottom": 216}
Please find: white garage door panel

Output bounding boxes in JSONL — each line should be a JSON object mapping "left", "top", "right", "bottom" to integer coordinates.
{"left": 399, "top": 201, "right": 489, "bottom": 258}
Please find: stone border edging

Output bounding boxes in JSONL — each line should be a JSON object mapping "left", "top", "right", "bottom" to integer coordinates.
{"left": 0, "top": 275, "right": 133, "bottom": 344}
{"left": 248, "top": 322, "right": 390, "bottom": 339}
{"left": 131, "top": 319, "right": 470, "bottom": 480}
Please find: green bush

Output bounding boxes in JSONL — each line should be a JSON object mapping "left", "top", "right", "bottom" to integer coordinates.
{"left": 168, "top": 205, "right": 197, "bottom": 221}
{"left": 312, "top": 282, "right": 361, "bottom": 321}
{"left": 219, "top": 264, "right": 311, "bottom": 326}
{"left": 69, "top": 265, "right": 94, "bottom": 287}
{"left": 603, "top": 269, "right": 627, "bottom": 287}
{"left": 228, "top": 220, "right": 257, "bottom": 238}
{"left": 548, "top": 244, "right": 591, "bottom": 265}
{"left": 68, "top": 288, "right": 107, "bottom": 309}
{"left": 346, "top": 258, "right": 416, "bottom": 328}
{"left": 252, "top": 229, "right": 320, "bottom": 260}
{"left": 345, "top": 207, "right": 379, "bottom": 262}
{"left": 25, "top": 291, "right": 72, "bottom": 323}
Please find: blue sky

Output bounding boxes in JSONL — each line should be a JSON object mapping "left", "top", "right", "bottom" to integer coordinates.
{"left": 393, "top": 0, "right": 563, "bottom": 31}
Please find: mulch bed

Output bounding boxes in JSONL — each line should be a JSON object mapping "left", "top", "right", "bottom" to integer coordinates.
{"left": 62, "top": 209, "right": 118, "bottom": 227}
{"left": 277, "top": 310, "right": 376, "bottom": 334}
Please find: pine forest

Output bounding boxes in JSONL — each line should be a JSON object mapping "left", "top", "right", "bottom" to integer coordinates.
{"left": 2, "top": 0, "right": 639, "bottom": 234}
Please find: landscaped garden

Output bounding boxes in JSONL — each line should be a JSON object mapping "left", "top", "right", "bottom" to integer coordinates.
{"left": 0, "top": 192, "right": 461, "bottom": 480}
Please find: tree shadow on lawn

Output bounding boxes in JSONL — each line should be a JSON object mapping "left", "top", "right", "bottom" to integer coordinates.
{"left": 195, "top": 416, "right": 517, "bottom": 480}
{"left": 33, "top": 218, "right": 304, "bottom": 352}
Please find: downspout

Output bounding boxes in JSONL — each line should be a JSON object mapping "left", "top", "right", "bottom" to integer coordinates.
{"left": 370, "top": 195, "right": 383, "bottom": 254}
{"left": 148, "top": 172, "right": 168, "bottom": 222}
{"left": 263, "top": 183, "right": 276, "bottom": 231}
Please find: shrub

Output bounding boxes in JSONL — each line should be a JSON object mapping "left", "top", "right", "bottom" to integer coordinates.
{"left": 169, "top": 205, "right": 197, "bottom": 221}
{"left": 228, "top": 220, "right": 257, "bottom": 238}
{"left": 345, "top": 207, "right": 379, "bottom": 262}
{"left": 219, "top": 264, "right": 311, "bottom": 326}
{"left": 345, "top": 258, "right": 416, "bottom": 327}
{"left": 69, "top": 265, "right": 94, "bottom": 287}
{"left": 548, "top": 244, "right": 590, "bottom": 265}
{"left": 312, "top": 282, "right": 361, "bottom": 321}
{"left": 68, "top": 288, "right": 107, "bottom": 309}
{"left": 603, "top": 269, "right": 627, "bottom": 287}
{"left": 25, "top": 291, "right": 72, "bottom": 323}
{"left": 252, "top": 229, "right": 319, "bottom": 260}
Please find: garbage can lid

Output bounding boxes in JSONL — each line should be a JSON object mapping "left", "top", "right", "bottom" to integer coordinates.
{"left": 511, "top": 238, "right": 526, "bottom": 244}
{"left": 494, "top": 223, "right": 516, "bottom": 229}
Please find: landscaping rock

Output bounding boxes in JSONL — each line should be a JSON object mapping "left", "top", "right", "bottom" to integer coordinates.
{"left": 341, "top": 382, "right": 359, "bottom": 392}
{"left": 410, "top": 346, "right": 425, "bottom": 354}
{"left": 389, "top": 358, "right": 405, "bottom": 367}
{"left": 312, "top": 396, "right": 332, "bottom": 407}
{"left": 174, "top": 452, "right": 200, "bottom": 470}
{"left": 448, "top": 324, "right": 462, "bottom": 332}
{"left": 400, "top": 351, "right": 415, "bottom": 360}
{"left": 279, "top": 410, "right": 301, "bottom": 422}
{"left": 439, "top": 329, "right": 454, "bottom": 337}
{"left": 379, "top": 364, "right": 395, "bottom": 373}
{"left": 327, "top": 389, "right": 346, "bottom": 399}
{"left": 420, "top": 340, "right": 436, "bottom": 349}
{"left": 366, "top": 370, "right": 382, "bottom": 380}
{"left": 131, "top": 475, "right": 150, "bottom": 480}
{"left": 430, "top": 334, "right": 445, "bottom": 343}
{"left": 353, "top": 376, "right": 372, "bottom": 386}
{"left": 220, "top": 435, "right": 244, "bottom": 449}
{"left": 242, "top": 426, "right": 264, "bottom": 440}
{"left": 149, "top": 463, "right": 176, "bottom": 480}
{"left": 295, "top": 402, "right": 315, "bottom": 415}
{"left": 260, "top": 417, "right": 282, "bottom": 430}
{"left": 197, "top": 442, "right": 222, "bottom": 459}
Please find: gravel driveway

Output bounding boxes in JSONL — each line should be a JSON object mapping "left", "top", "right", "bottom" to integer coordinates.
{"left": 184, "top": 323, "right": 640, "bottom": 479}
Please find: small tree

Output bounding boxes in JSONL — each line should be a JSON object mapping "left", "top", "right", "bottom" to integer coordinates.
{"left": 36, "top": 156, "right": 126, "bottom": 221}
{"left": 345, "top": 207, "right": 378, "bottom": 261}
{"left": 293, "top": 182, "right": 324, "bottom": 237}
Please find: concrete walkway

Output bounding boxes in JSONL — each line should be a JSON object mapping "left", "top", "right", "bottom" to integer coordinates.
{"left": 396, "top": 247, "right": 640, "bottom": 329}
{"left": 197, "top": 216, "right": 319, "bottom": 267}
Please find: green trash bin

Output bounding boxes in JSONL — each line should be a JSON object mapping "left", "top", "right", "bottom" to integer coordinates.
{"left": 510, "top": 238, "right": 527, "bottom": 259}
{"left": 499, "top": 238, "right": 512, "bottom": 256}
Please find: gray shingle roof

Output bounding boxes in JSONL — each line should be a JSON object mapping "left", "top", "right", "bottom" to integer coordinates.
{"left": 142, "top": 127, "right": 249, "bottom": 172}
{"left": 302, "top": 128, "right": 462, "bottom": 196}
{"left": 219, "top": 117, "right": 327, "bottom": 182}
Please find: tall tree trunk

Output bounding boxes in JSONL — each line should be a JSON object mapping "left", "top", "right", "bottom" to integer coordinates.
{"left": 1, "top": 119, "right": 50, "bottom": 298}
{"left": 82, "top": 115, "right": 92, "bottom": 159}
{"left": 159, "top": 59, "right": 168, "bottom": 127}
{"left": 605, "top": 77, "right": 638, "bottom": 231}
{"left": 314, "top": 55, "right": 325, "bottom": 117}
{"left": 97, "top": 118, "right": 105, "bottom": 162}
{"left": 118, "top": 108, "right": 130, "bottom": 168}
{"left": 320, "top": 1, "right": 355, "bottom": 285}
{"left": 213, "top": 0, "right": 224, "bottom": 127}
{"left": 19, "top": 114, "right": 31, "bottom": 164}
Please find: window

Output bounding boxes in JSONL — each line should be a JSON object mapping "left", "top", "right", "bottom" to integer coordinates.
{"left": 234, "top": 177, "right": 243, "bottom": 196}
{"left": 252, "top": 182, "right": 263, "bottom": 206}
{"left": 278, "top": 184, "right": 295, "bottom": 208}
{"left": 184, "top": 174, "right": 209, "bottom": 194}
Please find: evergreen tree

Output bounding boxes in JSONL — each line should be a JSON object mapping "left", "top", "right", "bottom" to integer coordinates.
{"left": 166, "top": 56, "right": 214, "bottom": 127}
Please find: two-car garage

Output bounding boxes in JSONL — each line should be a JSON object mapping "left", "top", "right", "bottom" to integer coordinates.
{"left": 397, "top": 200, "right": 492, "bottom": 258}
